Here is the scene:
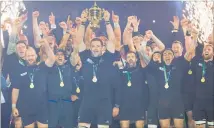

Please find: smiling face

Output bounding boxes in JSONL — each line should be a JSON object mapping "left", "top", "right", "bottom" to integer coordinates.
{"left": 203, "top": 44, "right": 213, "bottom": 60}
{"left": 126, "top": 52, "right": 137, "bottom": 68}
{"left": 25, "top": 47, "right": 37, "bottom": 66}
{"left": 152, "top": 52, "right": 161, "bottom": 63}
{"left": 90, "top": 39, "right": 103, "bottom": 57}
{"left": 172, "top": 42, "right": 183, "bottom": 57}
{"left": 16, "top": 42, "right": 27, "bottom": 59}
{"left": 55, "top": 51, "right": 65, "bottom": 65}
{"left": 163, "top": 50, "right": 174, "bottom": 65}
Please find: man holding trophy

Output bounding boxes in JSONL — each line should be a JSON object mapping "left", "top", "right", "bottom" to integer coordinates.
{"left": 69, "top": 2, "right": 121, "bottom": 128}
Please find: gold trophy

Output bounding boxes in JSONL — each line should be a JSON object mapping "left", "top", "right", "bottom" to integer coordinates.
{"left": 88, "top": 2, "right": 104, "bottom": 31}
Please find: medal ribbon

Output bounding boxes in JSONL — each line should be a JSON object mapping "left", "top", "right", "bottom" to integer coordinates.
{"left": 202, "top": 62, "right": 206, "bottom": 77}
{"left": 126, "top": 72, "right": 131, "bottom": 82}
{"left": 87, "top": 58, "right": 103, "bottom": 79}
{"left": 73, "top": 77, "right": 79, "bottom": 88}
{"left": 92, "top": 64, "right": 98, "bottom": 77}
{"left": 28, "top": 69, "right": 36, "bottom": 83}
{"left": 19, "top": 60, "right": 25, "bottom": 66}
{"left": 57, "top": 67, "right": 64, "bottom": 83}
{"left": 163, "top": 65, "right": 171, "bottom": 83}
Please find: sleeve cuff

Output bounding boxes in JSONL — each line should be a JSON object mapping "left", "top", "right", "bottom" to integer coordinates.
{"left": 51, "top": 24, "right": 57, "bottom": 29}
{"left": 133, "top": 31, "right": 140, "bottom": 37}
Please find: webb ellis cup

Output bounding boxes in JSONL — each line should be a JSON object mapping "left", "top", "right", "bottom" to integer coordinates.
{"left": 88, "top": 2, "right": 104, "bottom": 31}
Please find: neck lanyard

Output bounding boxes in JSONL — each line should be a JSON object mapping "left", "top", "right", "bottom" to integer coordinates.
{"left": 188, "top": 62, "right": 193, "bottom": 75}
{"left": 87, "top": 58, "right": 103, "bottom": 83}
{"left": 163, "top": 65, "right": 171, "bottom": 89}
{"left": 201, "top": 62, "right": 206, "bottom": 83}
{"left": 19, "top": 59, "right": 25, "bottom": 66}
{"left": 57, "top": 67, "right": 64, "bottom": 87}
{"left": 126, "top": 71, "right": 132, "bottom": 87}
{"left": 73, "top": 77, "right": 80, "bottom": 93}
{"left": 29, "top": 68, "right": 36, "bottom": 89}
{"left": 123, "top": 68, "right": 138, "bottom": 87}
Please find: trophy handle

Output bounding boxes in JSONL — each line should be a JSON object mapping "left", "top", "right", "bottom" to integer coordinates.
{"left": 101, "top": 8, "right": 105, "bottom": 19}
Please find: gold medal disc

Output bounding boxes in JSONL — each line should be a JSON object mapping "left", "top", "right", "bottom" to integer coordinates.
{"left": 188, "top": 70, "right": 192, "bottom": 75}
{"left": 60, "top": 82, "right": 64, "bottom": 87}
{"left": 127, "top": 81, "right": 132, "bottom": 87}
{"left": 164, "top": 83, "right": 169, "bottom": 89}
{"left": 76, "top": 87, "right": 80, "bottom": 93}
{"left": 201, "top": 77, "right": 205, "bottom": 83}
{"left": 92, "top": 76, "right": 97, "bottom": 83}
{"left": 30, "top": 83, "right": 34, "bottom": 89}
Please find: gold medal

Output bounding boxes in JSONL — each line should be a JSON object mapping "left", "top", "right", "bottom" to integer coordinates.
{"left": 164, "top": 83, "right": 169, "bottom": 89}
{"left": 92, "top": 76, "right": 97, "bottom": 83}
{"left": 76, "top": 87, "right": 80, "bottom": 93}
{"left": 30, "top": 83, "right": 34, "bottom": 89}
{"left": 127, "top": 81, "right": 132, "bottom": 87}
{"left": 188, "top": 70, "right": 192, "bottom": 75}
{"left": 60, "top": 81, "right": 64, "bottom": 87}
{"left": 201, "top": 77, "right": 205, "bottom": 83}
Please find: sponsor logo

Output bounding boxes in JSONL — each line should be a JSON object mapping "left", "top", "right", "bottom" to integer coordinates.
{"left": 159, "top": 67, "right": 164, "bottom": 71}
{"left": 20, "top": 72, "right": 27, "bottom": 76}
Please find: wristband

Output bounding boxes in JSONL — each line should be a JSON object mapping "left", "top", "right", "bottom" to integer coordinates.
{"left": 114, "top": 23, "right": 120, "bottom": 28}
{"left": 51, "top": 24, "right": 56, "bottom": 29}
{"left": 133, "top": 31, "right": 140, "bottom": 37}
{"left": 12, "top": 104, "right": 16, "bottom": 108}
{"left": 81, "top": 22, "right": 86, "bottom": 26}
{"left": 186, "top": 31, "right": 191, "bottom": 36}
{"left": 105, "top": 21, "right": 110, "bottom": 25}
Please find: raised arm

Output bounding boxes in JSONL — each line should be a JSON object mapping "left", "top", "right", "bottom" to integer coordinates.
{"left": 58, "top": 33, "right": 70, "bottom": 50}
{"left": 104, "top": 10, "right": 116, "bottom": 53}
{"left": 41, "top": 39, "right": 55, "bottom": 67}
{"left": 146, "top": 30, "right": 165, "bottom": 51}
{"left": 112, "top": 11, "right": 121, "bottom": 51}
{"left": 123, "top": 16, "right": 135, "bottom": 52}
{"left": 32, "top": 11, "right": 42, "bottom": 48}
{"left": 75, "top": 9, "right": 88, "bottom": 52}
{"left": 184, "top": 35, "right": 196, "bottom": 62}
{"left": 5, "top": 17, "right": 25, "bottom": 55}
{"left": 84, "top": 24, "right": 93, "bottom": 50}
{"left": 70, "top": 40, "right": 80, "bottom": 66}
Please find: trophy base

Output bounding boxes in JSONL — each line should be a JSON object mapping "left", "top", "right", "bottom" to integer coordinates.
{"left": 90, "top": 23, "right": 100, "bottom": 31}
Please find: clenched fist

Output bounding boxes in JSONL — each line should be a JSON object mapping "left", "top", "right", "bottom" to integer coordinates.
{"left": 32, "top": 11, "right": 39, "bottom": 18}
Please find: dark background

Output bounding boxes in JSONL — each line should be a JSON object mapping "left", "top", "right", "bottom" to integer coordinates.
{"left": 23, "top": 1, "right": 185, "bottom": 47}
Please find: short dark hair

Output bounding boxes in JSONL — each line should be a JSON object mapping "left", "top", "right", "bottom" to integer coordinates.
{"left": 90, "top": 38, "right": 104, "bottom": 46}
{"left": 162, "top": 48, "right": 174, "bottom": 56}
{"left": 172, "top": 40, "right": 183, "bottom": 48}
{"left": 126, "top": 51, "right": 137, "bottom": 58}
{"left": 55, "top": 49, "right": 65, "bottom": 56}
{"left": 16, "top": 40, "right": 27, "bottom": 46}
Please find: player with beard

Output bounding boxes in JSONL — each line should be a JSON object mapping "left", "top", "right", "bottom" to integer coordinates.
{"left": 71, "top": 38, "right": 121, "bottom": 128}
{"left": 191, "top": 44, "right": 214, "bottom": 128}
{"left": 144, "top": 51, "right": 162, "bottom": 128}
{"left": 119, "top": 51, "right": 148, "bottom": 128}
{"left": 47, "top": 49, "right": 76, "bottom": 128}
{"left": 171, "top": 40, "right": 196, "bottom": 128}
{"left": 145, "top": 49, "right": 189, "bottom": 128}
{"left": 11, "top": 39, "right": 55, "bottom": 128}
